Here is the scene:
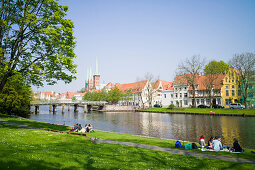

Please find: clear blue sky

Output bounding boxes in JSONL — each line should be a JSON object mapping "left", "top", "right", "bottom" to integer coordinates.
{"left": 34, "top": 0, "right": 255, "bottom": 92}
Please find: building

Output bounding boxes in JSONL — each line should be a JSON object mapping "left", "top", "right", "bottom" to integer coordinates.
{"left": 161, "top": 81, "right": 174, "bottom": 107}
{"left": 188, "top": 74, "right": 225, "bottom": 107}
{"left": 85, "top": 59, "right": 106, "bottom": 91}
{"left": 245, "top": 71, "right": 255, "bottom": 108}
{"left": 173, "top": 75, "right": 191, "bottom": 107}
{"left": 221, "top": 67, "right": 242, "bottom": 108}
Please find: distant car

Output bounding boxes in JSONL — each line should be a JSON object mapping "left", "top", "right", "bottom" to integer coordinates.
{"left": 229, "top": 103, "right": 245, "bottom": 109}
{"left": 197, "top": 104, "right": 209, "bottom": 108}
{"left": 154, "top": 104, "right": 161, "bottom": 108}
{"left": 212, "top": 104, "right": 224, "bottom": 109}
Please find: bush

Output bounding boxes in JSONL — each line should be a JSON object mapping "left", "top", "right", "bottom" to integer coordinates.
{"left": 168, "top": 104, "right": 175, "bottom": 110}
{"left": 0, "top": 74, "right": 31, "bottom": 116}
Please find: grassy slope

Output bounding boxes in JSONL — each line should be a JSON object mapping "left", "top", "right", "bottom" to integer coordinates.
{"left": 1, "top": 123, "right": 255, "bottom": 170}
{"left": 140, "top": 108, "right": 255, "bottom": 115}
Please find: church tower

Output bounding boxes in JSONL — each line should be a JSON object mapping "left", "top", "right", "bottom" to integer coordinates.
{"left": 93, "top": 58, "right": 100, "bottom": 89}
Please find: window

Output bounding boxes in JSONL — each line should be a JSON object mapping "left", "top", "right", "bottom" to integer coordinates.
{"left": 238, "top": 90, "right": 241, "bottom": 96}
{"left": 226, "top": 90, "right": 229, "bottom": 96}
{"left": 206, "top": 99, "right": 210, "bottom": 105}
{"left": 180, "top": 93, "right": 182, "bottom": 98}
{"left": 184, "top": 93, "right": 188, "bottom": 97}
{"left": 225, "top": 99, "right": 230, "bottom": 105}
{"left": 225, "top": 85, "right": 229, "bottom": 89}
{"left": 175, "top": 93, "right": 178, "bottom": 98}
{"left": 196, "top": 99, "right": 200, "bottom": 104}
{"left": 201, "top": 99, "right": 205, "bottom": 104}
{"left": 238, "top": 85, "right": 241, "bottom": 88}
{"left": 184, "top": 87, "right": 187, "bottom": 90}
{"left": 171, "top": 94, "right": 173, "bottom": 98}
{"left": 232, "top": 85, "right": 235, "bottom": 89}
{"left": 217, "top": 98, "right": 221, "bottom": 105}
{"left": 232, "top": 90, "right": 235, "bottom": 96}
{"left": 232, "top": 80, "right": 234, "bottom": 83}
{"left": 171, "top": 101, "right": 173, "bottom": 104}
{"left": 164, "top": 94, "right": 166, "bottom": 98}
{"left": 184, "top": 100, "right": 188, "bottom": 105}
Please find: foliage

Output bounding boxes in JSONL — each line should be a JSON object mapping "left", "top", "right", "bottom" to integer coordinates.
{"left": 83, "top": 87, "right": 132, "bottom": 104}
{"left": 0, "top": 73, "right": 32, "bottom": 115}
{"left": 71, "top": 96, "right": 76, "bottom": 101}
{"left": 167, "top": 104, "right": 175, "bottom": 109}
{"left": 204, "top": 60, "right": 229, "bottom": 75}
{"left": 0, "top": 0, "right": 77, "bottom": 93}
{"left": 229, "top": 52, "right": 255, "bottom": 108}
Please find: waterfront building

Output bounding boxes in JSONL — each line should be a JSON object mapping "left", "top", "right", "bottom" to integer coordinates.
{"left": 188, "top": 74, "right": 225, "bottom": 107}
{"left": 152, "top": 80, "right": 173, "bottom": 107}
{"left": 173, "top": 75, "right": 191, "bottom": 107}
{"left": 221, "top": 67, "right": 242, "bottom": 108}
{"left": 244, "top": 71, "right": 255, "bottom": 108}
{"left": 114, "top": 80, "right": 150, "bottom": 107}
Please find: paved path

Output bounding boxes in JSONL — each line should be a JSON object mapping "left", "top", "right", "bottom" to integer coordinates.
{"left": 1, "top": 118, "right": 255, "bottom": 165}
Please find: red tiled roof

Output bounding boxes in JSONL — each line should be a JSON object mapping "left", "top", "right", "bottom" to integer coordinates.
{"left": 151, "top": 80, "right": 173, "bottom": 90}
{"left": 116, "top": 80, "right": 148, "bottom": 93}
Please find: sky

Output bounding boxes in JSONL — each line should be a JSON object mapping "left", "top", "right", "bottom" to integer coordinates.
{"left": 33, "top": 0, "right": 255, "bottom": 93}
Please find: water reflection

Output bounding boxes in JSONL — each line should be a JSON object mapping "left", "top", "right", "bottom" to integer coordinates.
{"left": 29, "top": 105, "right": 255, "bottom": 149}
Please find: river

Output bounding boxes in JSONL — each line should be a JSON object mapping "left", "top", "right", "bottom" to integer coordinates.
{"left": 29, "top": 105, "right": 255, "bottom": 149}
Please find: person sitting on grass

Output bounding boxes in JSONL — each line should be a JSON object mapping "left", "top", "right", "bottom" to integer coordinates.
{"left": 207, "top": 136, "right": 214, "bottom": 149}
{"left": 232, "top": 138, "right": 244, "bottom": 152}
{"left": 199, "top": 135, "right": 206, "bottom": 148}
{"left": 211, "top": 136, "right": 223, "bottom": 151}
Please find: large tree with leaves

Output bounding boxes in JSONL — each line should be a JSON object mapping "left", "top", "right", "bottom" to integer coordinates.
{"left": 203, "top": 60, "right": 229, "bottom": 108}
{"left": 229, "top": 52, "right": 255, "bottom": 108}
{"left": 0, "top": 0, "right": 77, "bottom": 93}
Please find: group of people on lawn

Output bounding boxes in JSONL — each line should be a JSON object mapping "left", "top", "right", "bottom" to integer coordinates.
{"left": 199, "top": 135, "right": 243, "bottom": 152}
{"left": 70, "top": 123, "right": 94, "bottom": 133}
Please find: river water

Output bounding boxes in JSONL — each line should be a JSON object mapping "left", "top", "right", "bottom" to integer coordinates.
{"left": 29, "top": 105, "right": 255, "bottom": 149}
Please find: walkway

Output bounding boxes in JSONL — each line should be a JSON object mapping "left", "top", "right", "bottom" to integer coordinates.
{"left": 1, "top": 118, "right": 255, "bottom": 165}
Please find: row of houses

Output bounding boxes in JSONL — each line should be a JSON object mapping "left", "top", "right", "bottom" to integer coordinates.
{"left": 35, "top": 67, "right": 254, "bottom": 108}
{"left": 105, "top": 67, "right": 251, "bottom": 108}
{"left": 34, "top": 91, "right": 84, "bottom": 101}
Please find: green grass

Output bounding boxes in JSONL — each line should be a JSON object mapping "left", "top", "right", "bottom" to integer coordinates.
{"left": 1, "top": 113, "right": 255, "bottom": 169}
{"left": 1, "top": 122, "right": 255, "bottom": 169}
{"left": 140, "top": 108, "right": 255, "bottom": 115}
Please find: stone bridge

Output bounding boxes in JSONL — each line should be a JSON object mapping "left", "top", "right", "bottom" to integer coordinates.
{"left": 30, "top": 100, "right": 107, "bottom": 113}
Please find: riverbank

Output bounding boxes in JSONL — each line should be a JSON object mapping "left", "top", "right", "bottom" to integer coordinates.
{"left": 1, "top": 114, "right": 255, "bottom": 164}
{"left": 139, "top": 108, "right": 255, "bottom": 116}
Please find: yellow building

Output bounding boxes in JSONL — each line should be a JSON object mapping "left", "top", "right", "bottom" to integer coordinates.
{"left": 222, "top": 67, "right": 242, "bottom": 108}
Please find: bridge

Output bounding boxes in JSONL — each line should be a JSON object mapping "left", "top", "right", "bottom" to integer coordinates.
{"left": 30, "top": 100, "right": 107, "bottom": 113}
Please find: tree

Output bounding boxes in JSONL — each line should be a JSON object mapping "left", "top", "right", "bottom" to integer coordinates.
{"left": 177, "top": 55, "right": 205, "bottom": 107}
{"left": 0, "top": 73, "right": 32, "bottom": 115}
{"left": 0, "top": 0, "right": 77, "bottom": 93}
{"left": 107, "top": 87, "right": 123, "bottom": 104}
{"left": 203, "top": 60, "right": 229, "bottom": 108}
{"left": 229, "top": 52, "right": 255, "bottom": 108}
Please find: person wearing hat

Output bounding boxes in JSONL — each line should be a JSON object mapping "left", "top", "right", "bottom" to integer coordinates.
{"left": 211, "top": 136, "right": 223, "bottom": 151}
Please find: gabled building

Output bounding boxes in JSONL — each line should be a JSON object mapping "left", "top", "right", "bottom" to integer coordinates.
{"left": 188, "top": 74, "right": 225, "bottom": 107}
{"left": 173, "top": 75, "right": 191, "bottom": 107}
{"left": 222, "top": 67, "right": 242, "bottom": 108}
{"left": 161, "top": 81, "right": 174, "bottom": 107}
{"left": 115, "top": 80, "right": 150, "bottom": 107}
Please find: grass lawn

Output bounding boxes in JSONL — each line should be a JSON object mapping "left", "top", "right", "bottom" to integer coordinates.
{"left": 1, "top": 122, "right": 255, "bottom": 169}
{"left": 140, "top": 108, "right": 255, "bottom": 115}
{"left": 0, "top": 115, "right": 255, "bottom": 169}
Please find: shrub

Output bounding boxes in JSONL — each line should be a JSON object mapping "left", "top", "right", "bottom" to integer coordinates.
{"left": 168, "top": 104, "right": 175, "bottom": 110}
